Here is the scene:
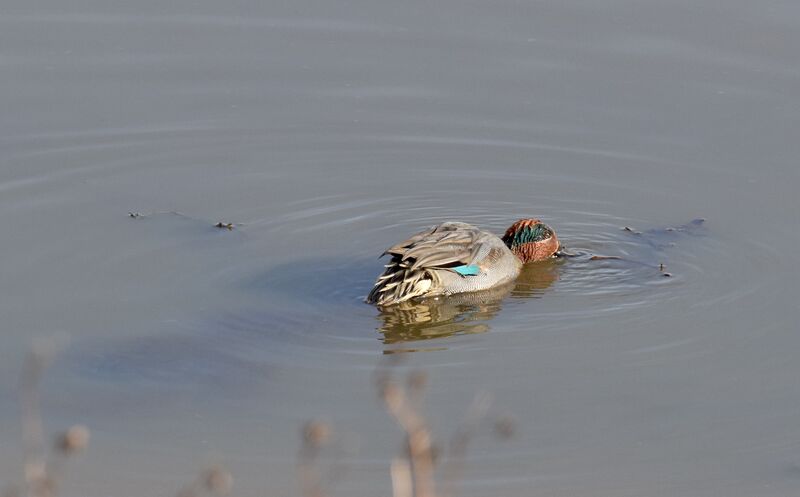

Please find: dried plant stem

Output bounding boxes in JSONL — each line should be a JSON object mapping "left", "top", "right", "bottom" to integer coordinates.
{"left": 298, "top": 420, "right": 333, "bottom": 497}
{"left": 390, "top": 458, "right": 412, "bottom": 497}
{"left": 19, "top": 340, "right": 58, "bottom": 497}
{"left": 177, "top": 466, "right": 233, "bottom": 497}
{"left": 297, "top": 455, "right": 327, "bottom": 497}
{"left": 381, "top": 379, "right": 437, "bottom": 497}
{"left": 13, "top": 337, "right": 91, "bottom": 497}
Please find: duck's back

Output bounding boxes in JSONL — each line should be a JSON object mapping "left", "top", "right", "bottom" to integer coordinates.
{"left": 366, "top": 222, "right": 521, "bottom": 305}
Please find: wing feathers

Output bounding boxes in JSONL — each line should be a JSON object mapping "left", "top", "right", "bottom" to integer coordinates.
{"left": 367, "top": 222, "right": 493, "bottom": 305}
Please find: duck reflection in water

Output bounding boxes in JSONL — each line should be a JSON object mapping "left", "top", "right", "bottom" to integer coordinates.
{"left": 376, "top": 261, "right": 559, "bottom": 345}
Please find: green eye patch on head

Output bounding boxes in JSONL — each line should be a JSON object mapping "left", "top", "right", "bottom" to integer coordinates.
{"left": 506, "top": 223, "right": 553, "bottom": 248}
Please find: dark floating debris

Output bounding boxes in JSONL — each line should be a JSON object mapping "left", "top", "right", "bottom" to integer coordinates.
{"left": 662, "top": 272, "right": 673, "bottom": 277}
{"left": 589, "top": 255, "right": 623, "bottom": 261}
{"left": 622, "top": 226, "right": 642, "bottom": 235}
{"left": 215, "top": 222, "right": 234, "bottom": 231}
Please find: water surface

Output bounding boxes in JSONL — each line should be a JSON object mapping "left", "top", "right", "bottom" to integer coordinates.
{"left": 1, "top": 1, "right": 799, "bottom": 496}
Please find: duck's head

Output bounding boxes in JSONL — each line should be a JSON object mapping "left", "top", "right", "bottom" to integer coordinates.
{"left": 502, "top": 218, "right": 559, "bottom": 263}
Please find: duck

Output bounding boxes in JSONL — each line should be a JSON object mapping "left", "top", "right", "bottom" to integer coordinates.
{"left": 366, "top": 219, "right": 559, "bottom": 305}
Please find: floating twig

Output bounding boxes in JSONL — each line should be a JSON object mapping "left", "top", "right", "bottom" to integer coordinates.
{"left": 589, "top": 255, "right": 623, "bottom": 261}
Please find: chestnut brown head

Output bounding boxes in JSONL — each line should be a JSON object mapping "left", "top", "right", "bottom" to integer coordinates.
{"left": 502, "top": 218, "right": 559, "bottom": 263}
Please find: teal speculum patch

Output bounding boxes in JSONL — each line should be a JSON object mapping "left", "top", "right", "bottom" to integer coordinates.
{"left": 453, "top": 264, "right": 480, "bottom": 276}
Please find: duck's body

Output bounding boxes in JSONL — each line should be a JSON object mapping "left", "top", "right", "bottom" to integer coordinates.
{"left": 367, "top": 219, "right": 558, "bottom": 306}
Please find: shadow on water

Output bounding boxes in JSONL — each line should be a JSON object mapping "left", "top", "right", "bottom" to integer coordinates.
{"left": 245, "top": 256, "right": 377, "bottom": 305}
{"left": 73, "top": 219, "right": 709, "bottom": 384}
{"left": 621, "top": 218, "right": 708, "bottom": 255}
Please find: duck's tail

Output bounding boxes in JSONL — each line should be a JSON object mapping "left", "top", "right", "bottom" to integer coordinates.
{"left": 366, "top": 256, "right": 439, "bottom": 305}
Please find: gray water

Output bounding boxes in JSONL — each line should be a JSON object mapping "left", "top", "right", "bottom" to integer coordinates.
{"left": 1, "top": 0, "right": 799, "bottom": 495}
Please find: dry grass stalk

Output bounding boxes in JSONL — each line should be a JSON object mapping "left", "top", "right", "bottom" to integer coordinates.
{"left": 378, "top": 374, "right": 437, "bottom": 497}
{"left": 390, "top": 458, "right": 412, "bottom": 497}
{"left": 19, "top": 340, "right": 53, "bottom": 495}
{"left": 13, "top": 337, "right": 237, "bottom": 497}
{"left": 177, "top": 465, "right": 233, "bottom": 497}
{"left": 10, "top": 339, "right": 512, "bottom": 497}
{"left": 297, "top": 419, "right": 333, "bottom": 497}
{"left": 372, "top": 357, "right": 517, "bottom": 497}
{"left": 14, "top": 336, "right": 89, "bottom": 497}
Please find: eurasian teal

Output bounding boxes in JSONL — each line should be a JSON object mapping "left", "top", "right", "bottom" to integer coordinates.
{"left": 366, "top": 219, "right": 559, "bottom": 305}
